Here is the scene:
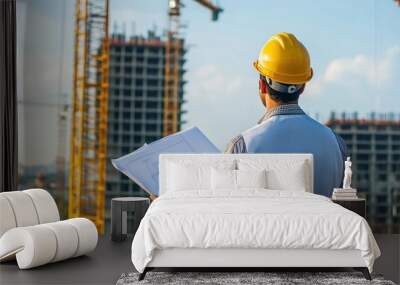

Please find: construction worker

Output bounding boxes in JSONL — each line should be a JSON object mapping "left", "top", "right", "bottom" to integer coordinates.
{"left": 226, "top": 32, "right": 346, "bottom": 197}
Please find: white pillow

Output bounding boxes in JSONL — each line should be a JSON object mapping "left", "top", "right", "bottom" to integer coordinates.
{"left": 211, "top": 168, "right": 236, "bottom": 190}
{"left": 167, "top": 163, "right": 209, "bottom": 191}
{"left": 266, "top": 162, "right": 307, "bottom": 191}
{"left": 238, "top": 159, "right": 308, "bottom": 191}
{"left": 211, "top": 169, "right": 267, "bottom": 190}
{"left": 237, "top": 169, "right": 267, "bottom": 189}
{"left": 166, "top": 161, "right": 236, "bottom": 192}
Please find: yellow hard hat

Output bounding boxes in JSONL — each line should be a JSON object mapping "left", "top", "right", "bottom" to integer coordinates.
{"left": 253, "top": 32, "right": 313, "bottom": 85}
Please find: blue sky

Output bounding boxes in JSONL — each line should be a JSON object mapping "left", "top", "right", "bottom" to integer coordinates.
{"left": 112, "top": 0, "right": 400, "bottom": 149}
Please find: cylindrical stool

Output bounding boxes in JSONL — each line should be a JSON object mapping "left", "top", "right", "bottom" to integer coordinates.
{"left": 111, "top": 197, "right": 149, "bottom": 242}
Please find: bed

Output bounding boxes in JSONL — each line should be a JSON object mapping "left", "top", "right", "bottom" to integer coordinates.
{"left": 131, "top": 154, "right": 380, "bottom": 280}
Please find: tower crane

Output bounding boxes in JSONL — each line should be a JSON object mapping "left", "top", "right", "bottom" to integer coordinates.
{"left": 163, "top": 0, "right": 222, "bottom": 136}
{"left": 69, "top": 0, "right": 222, "bottom": 234}
{"left": 69, "top": 0, "right": 110, "bottom": 234}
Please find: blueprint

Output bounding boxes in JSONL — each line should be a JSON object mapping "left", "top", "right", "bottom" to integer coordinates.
{"left": 111, "top": 127, "right": 220, "bottom": 196}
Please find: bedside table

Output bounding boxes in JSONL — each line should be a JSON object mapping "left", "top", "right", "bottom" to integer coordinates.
{"left": 111, "top": 197, "right": 150, "bottom": 242}
{"left": 332, "top": 198, "right": 366, "bottom": 218}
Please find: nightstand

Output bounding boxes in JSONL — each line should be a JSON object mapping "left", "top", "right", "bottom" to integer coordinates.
{"left": 332, "top": 198, "right": 366, "bottom": 218}
{"left": 111, "top": 197, "right": 150, "bottom": 242}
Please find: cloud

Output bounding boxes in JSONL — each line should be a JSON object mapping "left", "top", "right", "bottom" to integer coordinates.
{"left": 191, "top": 64, "right": 242, "bottom": 99}
{"left": 307, "top": 46, "right": 400, "bottom": 96}
{"left": 184, "top": 63, "right": 261, "bottom": 149}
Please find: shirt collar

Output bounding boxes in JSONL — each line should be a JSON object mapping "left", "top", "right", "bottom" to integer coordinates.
{"left": 258, "top": 104, "right": 305, "bottom": 124}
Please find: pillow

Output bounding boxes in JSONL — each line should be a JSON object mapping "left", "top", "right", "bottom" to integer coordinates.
{"left": 211, "top": 168, "right": 267, "bottom": 190}
{"left": 211, "top": 169, "right": 236, "bottom": 190}
{"left": 236, "top": 169, "right": 267, "bottom": 189}
{"left": 266, "top": 162, "right": 307, "bottom": 191}
{"left": 238, "top": 159, "right": 308, "bottom": 191}
{"left": 167, "top": 163, "right": 210, "bottom": 191}
{"left": 166, "top": 160, "right": 236, "bottom": 192}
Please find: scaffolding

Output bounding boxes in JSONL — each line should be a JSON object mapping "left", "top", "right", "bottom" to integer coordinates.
{"left": 69, "top": 0, "right": 110, "bottom": 234}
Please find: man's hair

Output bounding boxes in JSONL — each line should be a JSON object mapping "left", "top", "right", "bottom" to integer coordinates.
{"left": 260, "top": 75, "right": 305, "bottom": 103}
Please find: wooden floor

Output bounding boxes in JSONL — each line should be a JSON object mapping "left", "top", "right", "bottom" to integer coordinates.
{"left": 0, "top": 235, "right": 398, "bottom": 285}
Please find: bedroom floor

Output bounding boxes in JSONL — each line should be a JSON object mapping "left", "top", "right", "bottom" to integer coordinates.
{"left": 0, "top": 234, "right": 398, "bottom": 285}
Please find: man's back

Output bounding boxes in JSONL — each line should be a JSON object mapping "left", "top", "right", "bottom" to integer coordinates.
{"left": 227, "top": 105, "right": 345, "bottom": 197}
{"left": 227, "top": 33, "right": 345, "bottom": 197}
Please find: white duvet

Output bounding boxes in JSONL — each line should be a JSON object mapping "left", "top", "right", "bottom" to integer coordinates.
{"left": 131, "top": 190, "right": 380, "bottom": 273}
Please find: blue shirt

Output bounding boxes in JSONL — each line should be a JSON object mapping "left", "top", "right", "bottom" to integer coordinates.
{"left": 225, "top": 104, "right": 346, "bottom": 197}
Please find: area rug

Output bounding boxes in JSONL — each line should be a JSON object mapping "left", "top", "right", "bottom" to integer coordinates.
{"left": 116, "top": 271, "right": 396, "bottom": 285}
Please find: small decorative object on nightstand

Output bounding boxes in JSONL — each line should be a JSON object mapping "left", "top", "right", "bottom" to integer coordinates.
{"left": 332, "top": 157, "right": 359, "bottom": 200}
{"left": 332, "top": 157, "right": 365, "bottom": 218}
{"left": 111, "top": 197, "right": 150, "bottom": 242}
{"left": 332, "top": 198, "right": 366, "bottom": 218}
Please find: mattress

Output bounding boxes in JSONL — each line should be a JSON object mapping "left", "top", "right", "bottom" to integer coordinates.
{"left": 131, "top": 190, "right": 380, "bottom": 273}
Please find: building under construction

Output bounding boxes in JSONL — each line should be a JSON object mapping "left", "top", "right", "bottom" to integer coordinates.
{"left": 327, "top": 113, "right": 400, "bottom": 234}
{"left": 104, "top": 31, "right": 186, "bottom": 230}
{"left": 67, "top": 0, "right": 220, "bottom": 234}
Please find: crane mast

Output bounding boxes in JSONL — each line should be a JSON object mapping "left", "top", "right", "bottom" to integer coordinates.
{"left": 163, "top": 0, "right": 181, "bottom": 136}
{"left": 69, "top": 0, "right": 110, "bottom": 234}
{"left": 163, "top": 0, "right": 222, "bottom": 137}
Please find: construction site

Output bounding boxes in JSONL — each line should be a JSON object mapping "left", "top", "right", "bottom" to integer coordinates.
{"left": 3, "top": 0, "right": 400, "bottom": 284}
{"left": 327, "top": 112, "right": 400, "bottom": 233}
{"left": 64, "top": 0, "right": 223, "bottom": 233}
{"left": 14, "top": 0, "right": 400, "bottom": 235}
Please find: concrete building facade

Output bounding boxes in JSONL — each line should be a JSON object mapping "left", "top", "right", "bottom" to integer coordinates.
{"left": 105, "top": 32, "right": 186, "bottom": 230}
{"left": 327, "top": 113, "right": 400, "bottom": 233}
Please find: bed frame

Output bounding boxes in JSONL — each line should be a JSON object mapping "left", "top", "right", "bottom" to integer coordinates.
{"left": 137, "top": 154, "right": 372, "bottom": 281}
{"left": 138, "top": 248, "right": 371, "bottom": 281}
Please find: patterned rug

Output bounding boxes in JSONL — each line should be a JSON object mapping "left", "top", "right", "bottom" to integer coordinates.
{"left": 116, "top": 271, "right": 396, "bottom": 285}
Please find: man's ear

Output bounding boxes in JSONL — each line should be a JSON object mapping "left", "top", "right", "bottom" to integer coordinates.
{"left": 258, "top": 79, "right": 267, "bottom": 107}
{"left": 259, "top": 78, "right": 267, "bottom": 94}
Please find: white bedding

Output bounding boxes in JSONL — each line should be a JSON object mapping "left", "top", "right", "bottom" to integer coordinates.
{"left": 131, "top": 190, "right": 380, "bottom": 273}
